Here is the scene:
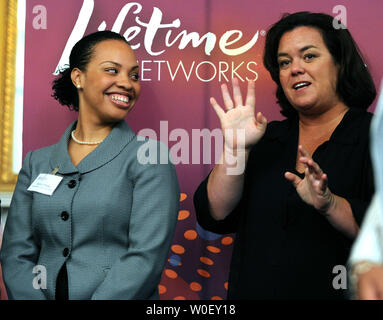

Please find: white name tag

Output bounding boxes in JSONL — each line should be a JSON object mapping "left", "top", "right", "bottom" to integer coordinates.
{"left": 28, "top": 174, "right": 63, "bottom": 196}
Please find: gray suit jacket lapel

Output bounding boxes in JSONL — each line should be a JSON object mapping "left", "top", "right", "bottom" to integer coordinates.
{"left": 49, "top": 120, "right": 136, "bottom": 175}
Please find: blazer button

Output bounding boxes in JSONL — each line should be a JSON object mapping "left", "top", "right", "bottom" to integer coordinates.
{"left": 63, "top": 248, "right": 69, "bottom": 257}
{"left": 61, "top": 211, "right": 69, "bottom": 221}
{"left": 68, "top": 180, "right": 77, "bottom": 189}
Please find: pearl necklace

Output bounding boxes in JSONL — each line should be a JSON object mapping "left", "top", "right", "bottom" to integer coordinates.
{"left": 71, "top": 130, "right": 104, "bottom": 145}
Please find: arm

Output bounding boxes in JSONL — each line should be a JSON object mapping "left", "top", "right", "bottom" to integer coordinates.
{"left": 207, "top": 78, "right": 267, "bottom": 220}
{"left": 0, "top": 152, "right": 47, "bottom": 299}
{"left": 91, "top": 143, "right": 179, "bottom": 300}
{"left": 348, "top": 194, "right": 383, "bottom": 299}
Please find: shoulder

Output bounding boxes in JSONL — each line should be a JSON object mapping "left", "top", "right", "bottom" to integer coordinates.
{"left": 345, "top": 107, "right": 373, "bottom": 127}
{"left": 22, "top": 144, "right": 57, "bottom": 168}
{"left": 338, "top": 108, "right": 373, "bottom": 140}
{"left": 128, "top": 135, "right": 176, "bottom": 175}
{"left": 260, "top": 117, "right": 294, "bottom": 142}
{"left": 265, "top": 118, "right": 290, "bottom": 134}
{"left": 21, "top": 120, "right": 76, "bottom": 168}
{"left": 246, "top": 118, "right": 294, "bottom": 165}
{"left": 132, "top": 135, "right": 170, "bottom": 162}
{"left": 117, "top": 121, "right": 170, "bottom": 158}
{"left": 127, "top": 136, "right": 179, "bottom": 192}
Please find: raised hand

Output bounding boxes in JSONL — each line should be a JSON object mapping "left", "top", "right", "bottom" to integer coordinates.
{"left": 210, "top": 78, "right": 267, "bottom": 153}
{"left": 285, "top": 145, "right": 334, "bottom": 213}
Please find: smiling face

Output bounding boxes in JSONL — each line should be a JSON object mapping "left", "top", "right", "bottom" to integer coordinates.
{"left": 72, "top": 39, "right": 141, "bottom": 124}
{"left": 277, "top": 26, "right": 343, "bottom": 116}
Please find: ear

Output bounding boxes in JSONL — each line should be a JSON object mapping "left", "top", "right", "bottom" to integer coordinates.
{"left": 71, "top": 68, "right": 83, "bottom": 89}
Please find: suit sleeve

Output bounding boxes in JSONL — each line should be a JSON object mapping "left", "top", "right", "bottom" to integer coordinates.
{"left": 0, "top": 151, "right": 47, "bottom": 299}
{"left": 348, "top": 193, "right": 383, "bottom": 265}
{"left": 91, "top": 142, "right": 180, "bottom": 299}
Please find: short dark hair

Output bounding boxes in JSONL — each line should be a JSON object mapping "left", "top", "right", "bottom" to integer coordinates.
{"left": 52, "top": 31, "right": 129, "bottom": 111}
{"left": 263, "top": 11, "right": 377, "bottom": 118}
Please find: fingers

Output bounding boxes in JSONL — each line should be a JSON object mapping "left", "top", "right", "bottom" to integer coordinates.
{"left": 300, "top": 158, "right": 327, "bottom": 192}
{"left": 303, "top": 159, "right": 325, "bottom": 182}
{"left": 232, "top": 78, "right": 243, "bottom": 107}
{"left": 221, "top": 83, "right": 234, "bottom": 111}
{"left": 358, "top": 267, "right": 383, "bottom": 300}
{"left": 210, "top": 97, "right": 225, "bottom": 120}
{"left": 298, "top": 145, "right": 310, "bottom": 158}
{"left": 307, "top": 171, "right": 328, "bottom": 192}
{"left": 245, "top": 80, "right": 256, "bottom": 109}
{"left": 297, "top": 146, "right": 328, "bottom": 192}
{"left": 214, "top": 78, "right": 258, "bottom": 116}
{"left": 284, "top": 172, "right": 301, "bottom": 188}
{"left": 256, "top": 112, "right": 267, "bottom": 125}
{"left": 359, "top": 279, "right": 380, "bottom": 300}
{"left": 298, "top": 146, "right": 323, "bottom": 177}
{"left": 301, "top": 158, "right": 322, "bottom": 175}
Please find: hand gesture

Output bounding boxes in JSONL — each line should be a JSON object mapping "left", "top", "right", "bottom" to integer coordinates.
{"left": 210, "top": 78, "right": 267, "bottom": 153}
{"left": 357, "top": 263, "right": 383, "bottom": 300}
{"left": 285, "top": 145, "right": 334, "bottom": 213}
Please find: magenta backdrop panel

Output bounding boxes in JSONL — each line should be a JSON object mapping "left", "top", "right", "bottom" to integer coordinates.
{"left": 22, "top": 0, "right": 383, "bottom": 300}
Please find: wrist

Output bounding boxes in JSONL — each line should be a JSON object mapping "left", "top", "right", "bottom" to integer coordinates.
{"left": 220, "top": 145, "right": 250, "bottom": 176}
{"left": 319, "top": 191, "right": 336, "bottom": 216}
{"left": 224, "top": 145, "right": 251, "bottom": 157}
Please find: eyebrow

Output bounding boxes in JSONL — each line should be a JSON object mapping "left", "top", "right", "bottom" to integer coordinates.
{"left": 99, "top": 61, "right": 139, "bottom": 70}
{"left": 277, "top": 45, "right": 318, "bottom": 58}
{"left": 100, "top": 61, "right": 122, "bottom": 67}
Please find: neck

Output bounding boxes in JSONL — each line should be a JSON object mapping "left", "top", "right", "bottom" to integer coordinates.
{"left": 74, "top": 114, "right": 115, "bottom": 143}
{"left": 298, "top": 103, "right": 349, "bottom": 128}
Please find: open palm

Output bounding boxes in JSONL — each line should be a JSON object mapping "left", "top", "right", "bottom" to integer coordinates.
{"left": 285, "top": 145, "right": 334, "bottom": 212}
{"left": 210, "top": 78, "right": 267, "bottom": 152}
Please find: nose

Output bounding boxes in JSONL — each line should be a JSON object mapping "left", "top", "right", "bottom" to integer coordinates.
{"left": 290, "top": 58, "right": 305, "bottom": 76}
{"left": 116, "top": 74, "right": 133, "bottom": 90}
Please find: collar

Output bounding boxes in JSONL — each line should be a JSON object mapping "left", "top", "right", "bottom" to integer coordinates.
{"left": 49, "top": 120, "right": 136, "bottom": 175}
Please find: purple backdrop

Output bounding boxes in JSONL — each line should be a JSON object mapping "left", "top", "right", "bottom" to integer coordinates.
{"left": 21, "top": 0, "right": 383, "bottom": 300}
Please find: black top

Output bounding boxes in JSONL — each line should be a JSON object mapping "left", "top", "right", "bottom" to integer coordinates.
{"left": 194, "top": 108, "right": 374, "bottom": 300}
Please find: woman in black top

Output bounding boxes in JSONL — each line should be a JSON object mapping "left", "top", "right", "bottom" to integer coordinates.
{"left": 194, "top": 12, "right": 376, "bottom": 299}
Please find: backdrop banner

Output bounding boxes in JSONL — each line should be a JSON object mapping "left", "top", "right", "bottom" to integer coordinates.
{"left": 19, "top": 0, "right": 383, "bottom": 300}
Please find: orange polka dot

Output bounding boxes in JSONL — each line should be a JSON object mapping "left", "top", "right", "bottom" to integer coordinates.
{"left": 221, "top": 236, "right": 233, "bottom": 245}
{"left": 178, "top": 210, "right": 190, "bottom": 220}
{"left": 190, "top": 282, "right": 202, "bottom": 292}
{"left": 211, "top": 296, "right": 223, "bottom": 300}
{"left": 184, "top": 230, "right": 198, "bottom": 240}
{"left": 206, "top": 246, "right": 221, "bottom": 254}
{"left": 224, "top": 282, "right": 228, "bottom": 290}
{"left": 171, "top": 244, "right": 185, "bottom": 254}
{"left": 158, "top": 285, "right": 167, "bottom": 294}
{"left": 173, "top": 296, "right": 186, "bottom": 300}
{"left": 200, "top": 257, "right": 214, "bottom": 265}
{"left": 164, "top": 269, "right": 178, "bottom": 279}
{"left": 180, "top": 193, "right": 187, "bottom": 202}
{"left": 197, "top": 269, "right": 211, "bottom": 278}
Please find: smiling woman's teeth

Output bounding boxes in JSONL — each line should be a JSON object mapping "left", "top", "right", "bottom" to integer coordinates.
{"left": 293, "top": 82, "right": 310, "bottom": 90}
{"left": 111, "top": 95, "right": 129, "bottom": 103}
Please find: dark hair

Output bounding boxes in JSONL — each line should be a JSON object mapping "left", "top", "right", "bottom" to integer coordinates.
{"left": 52, "top": 31, "right": 128, "bottom": 111}
{"left": 263, "top": 11, "right": 376, "bottom": 118}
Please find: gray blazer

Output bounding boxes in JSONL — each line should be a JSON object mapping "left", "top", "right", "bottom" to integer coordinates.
{"left": 0, "top": 120, "right": 180, "bottom": 300}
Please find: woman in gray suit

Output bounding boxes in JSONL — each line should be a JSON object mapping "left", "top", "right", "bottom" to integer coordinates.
{"left": 0, "top": 31, "right": 180, "bottom": 300}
